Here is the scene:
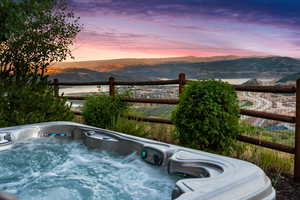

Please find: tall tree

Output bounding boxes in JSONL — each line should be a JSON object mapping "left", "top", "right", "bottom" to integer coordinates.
{"left": 0, "top": 0, "right": 81, "bottom": 82}
{"left": 0, "top": 0, "right": 81, "bottom": 126}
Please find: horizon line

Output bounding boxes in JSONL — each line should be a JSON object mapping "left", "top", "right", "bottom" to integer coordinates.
{"left": 60, "top": 54, "right": 294, "bottom": 63}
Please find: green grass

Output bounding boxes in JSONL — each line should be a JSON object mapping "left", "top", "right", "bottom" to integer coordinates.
{"left": 230, "top": 142, "right": 294, "bottom": 174}
{"left": 130, "top": 105, "right": 174, "bottom": 119}
{"left": 240, "top": 122, "right": 295, "bottom": 147}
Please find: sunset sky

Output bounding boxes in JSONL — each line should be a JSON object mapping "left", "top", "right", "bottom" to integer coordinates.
{"left": 68, "top": 0, "right": 300, "bottom": 61}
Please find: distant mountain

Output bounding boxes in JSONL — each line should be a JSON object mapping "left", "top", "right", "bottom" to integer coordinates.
{"left": 108, "top": 56, "right": 300, "bottom": 80}
{"left": 48, "top": 56, "right": 240, "bottom": 73}
{"left": 49, "top": 68, "right": 133, "bottom": 82}
{"left": 49, "top": 56, "right": 300, "bottom": 82}
{"left": 276, "top": 72, "right": 300, "bottom": 85}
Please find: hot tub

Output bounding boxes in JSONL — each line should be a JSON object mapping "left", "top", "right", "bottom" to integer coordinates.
{"left": 0, "top": 121, "right": 275, "bottom": 200}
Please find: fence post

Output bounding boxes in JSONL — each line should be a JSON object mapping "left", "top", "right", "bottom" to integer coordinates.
{"left": 178, "top": 73, "right": 186, "bottom": 95}
{"left": 53, "top": 78, "right": 59, "bottom": 97}
{"left": 109, "top": 77, "right": 115, "bottom": 97}
{"left": 295, "top": 78, "right": 300, "bottom": 182}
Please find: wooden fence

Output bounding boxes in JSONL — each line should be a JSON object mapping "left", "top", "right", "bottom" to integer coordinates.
{"left": 51, "top": 73, "right": 300, "bottom": 181}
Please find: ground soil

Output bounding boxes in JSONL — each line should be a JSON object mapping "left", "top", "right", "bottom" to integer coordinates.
{"left": 267, "top": 171, "right": 300, "bottom": 200}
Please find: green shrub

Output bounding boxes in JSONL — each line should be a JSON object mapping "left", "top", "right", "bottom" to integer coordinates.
{"left": 82, "top": 94, "right": 128, "bottom": 129}
{"left": 0, "top": 79, "right": 74, "bottom": 127}
{"left": 172, "top": 80, "right": 240, "bottom": 152}
{"left": 112, "top": 118, "right": 150, "bottom": 138}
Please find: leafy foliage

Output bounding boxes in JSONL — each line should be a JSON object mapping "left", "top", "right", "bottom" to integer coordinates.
{"left": 82, "top": 94, "right": 129, "bottom": 129}
{"left": 0, "top": 0, "right": 81, "bottom": 83}
{"left": 0, "top": 0, "right": 80, "bottom": 126}
{"left": 172, "top": 80, "right": 240, "bottom": 152}
{"left": 0, "top": 78, "right": 74, "bottom": 127}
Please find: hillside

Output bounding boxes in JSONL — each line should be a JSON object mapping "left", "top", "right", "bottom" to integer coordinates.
{"left": 49, "top": 68, "right": 133, "bottom": 82}
{"left": 49, "top": 56, "right": 300, "bottom": 82}
{"left": 108, "top": 56, "right": 300, "bottom": 80}
{"left": 48, "top": 56, "right": 240, "bottom": 73}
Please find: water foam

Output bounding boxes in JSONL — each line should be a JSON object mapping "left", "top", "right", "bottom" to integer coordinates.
{"left": 0, "top": 138, "right": 177, "bottom": 200}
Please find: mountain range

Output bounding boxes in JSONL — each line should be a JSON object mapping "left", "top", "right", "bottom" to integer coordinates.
{"left": 48, "top": 56, "right": 300, "bottom": 82}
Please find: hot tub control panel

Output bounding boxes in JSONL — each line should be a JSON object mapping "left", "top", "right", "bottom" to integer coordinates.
{"left": 141, "top": 147, "right": 164, "bottom": 166}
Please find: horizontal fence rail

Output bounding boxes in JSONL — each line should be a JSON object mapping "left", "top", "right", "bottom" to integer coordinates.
{"left": 240, "top": 109, "right": 295, "bottom": 123}
{"left": 115, "top": 80, "right": 180, "bottom": 86}
{"left": 124, "top": 115, "right": 174, "bottom": 125}
{"left": 122, "top": 98, "right": 179, "bottom": 104}
{"left": 233, "top": 85, "right": 296, "bottom": 93}
{"left": 52, "top": 73, "right": 300, "bottom": 181}
{"left": 50, "top": 80, "right": 181, "bottom": 86}
{"left": 237, "top": 135, "right": 295, "bottom": 154}
{"left": 51, "top": 81, "right": 111, "bottom": 86}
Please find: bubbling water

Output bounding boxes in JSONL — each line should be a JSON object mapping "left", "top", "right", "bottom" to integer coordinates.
{"left": 0, "top": 138, "right": 178, "bottom": 200}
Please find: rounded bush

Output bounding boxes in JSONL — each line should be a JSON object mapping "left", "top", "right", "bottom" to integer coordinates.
{"left": 82, "top": 94, "right": 128, "bottom": 129}
{"left": 172, "top": 80, "right": 240, "bottom": 152}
